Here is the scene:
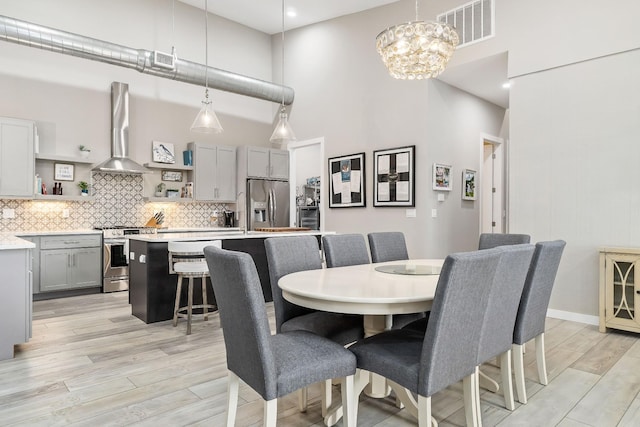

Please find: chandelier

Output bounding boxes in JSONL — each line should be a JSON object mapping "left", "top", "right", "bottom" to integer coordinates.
{"left": 376, "top": 1, "right": 459, "bottom": 80}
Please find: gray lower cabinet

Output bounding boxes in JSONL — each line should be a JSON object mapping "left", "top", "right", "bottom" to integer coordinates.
{"left": 39, "top": 234, "right": 101, "bottom": 292}
{"left": 0, "top": 248, "right": 32, "bottom": 360}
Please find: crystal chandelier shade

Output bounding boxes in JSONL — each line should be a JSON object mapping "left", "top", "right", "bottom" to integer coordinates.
{"left": 376, "top": 18, "right": 459, "bottom": 80}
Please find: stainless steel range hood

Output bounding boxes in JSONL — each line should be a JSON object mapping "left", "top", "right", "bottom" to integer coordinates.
{"left": 92, "top": 82, "right": 149, "bottom": 174}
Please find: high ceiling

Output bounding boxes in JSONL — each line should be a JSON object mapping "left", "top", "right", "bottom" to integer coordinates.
{"left": 178, "top": 0, "right": 509, "bottom": 108}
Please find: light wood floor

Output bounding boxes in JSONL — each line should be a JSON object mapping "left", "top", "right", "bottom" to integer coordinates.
{"left": 2, "top": 292, "right": 640, "bottom": 426}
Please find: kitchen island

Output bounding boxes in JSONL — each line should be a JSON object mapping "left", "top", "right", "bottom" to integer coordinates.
{"left": 0, "top": 234, "right": 35, "bottom": 360}
{"left": 128, "top": 230, "right": 329, "bottom": 323}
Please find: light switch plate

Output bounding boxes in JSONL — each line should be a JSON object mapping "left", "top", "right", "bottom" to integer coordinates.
{"left": 130, "top": 252, "right": 135, "bottom": 260}
{"left": 431, "top": 209, "right": 438, "bottom": 218}
{"left": 405, "top": 209, "right": 416, "bottom": 218}
{"left": 437, "top": 194, "right": 445, "bottom": 202}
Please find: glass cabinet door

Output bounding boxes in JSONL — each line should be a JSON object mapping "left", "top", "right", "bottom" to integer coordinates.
{"left": 605, "top": 254, "right": 640, "bottom": 328}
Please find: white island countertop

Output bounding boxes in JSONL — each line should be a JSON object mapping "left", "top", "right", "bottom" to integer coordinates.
{"left": 128, "top": 229, "right": 331, "bottom": 243}
{"left": 0, "top": 234, "right": 36, "bottom": 250}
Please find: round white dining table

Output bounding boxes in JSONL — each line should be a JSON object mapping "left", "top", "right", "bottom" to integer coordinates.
{"left": 279, "top": 259, "right": 443, "bottom": 337}
{"left": 278, "top": 258, "right": 444, "bottom": 403}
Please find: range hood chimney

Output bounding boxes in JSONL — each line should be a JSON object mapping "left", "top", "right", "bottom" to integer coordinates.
{"left": 92, "top": 82, "right": 149, "bottom": 174}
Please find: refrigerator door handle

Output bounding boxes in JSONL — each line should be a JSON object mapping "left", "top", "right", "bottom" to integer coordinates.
{"left": 268, "top": 187, "right": 276, "bottom": 226}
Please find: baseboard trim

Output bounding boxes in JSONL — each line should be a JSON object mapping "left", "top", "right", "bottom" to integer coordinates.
{"left": 547, "top": 309, "right": 599, "bottom": 326}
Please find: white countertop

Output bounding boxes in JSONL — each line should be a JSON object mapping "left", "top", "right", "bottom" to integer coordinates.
{"left": 128, "top": 230, "right": 331, "bottom": 243}
{"left": 156, "top": 227, "right": 243, "bottom": 233}
{"left": 0, "top": 234, "right": 36, "bottom": 250}
{"left": 16, "top": 229, "right": 102, "bottom": 236}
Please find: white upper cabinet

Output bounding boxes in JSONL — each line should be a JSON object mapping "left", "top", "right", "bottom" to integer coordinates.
{"left": 0, "top": 117, "right": 34, "bottom": 198}
{"left": 244, "top": 146, "right": 289, "bottom": 180}
{"left": 189, "top": 142, "right": 237, "bottom": 202}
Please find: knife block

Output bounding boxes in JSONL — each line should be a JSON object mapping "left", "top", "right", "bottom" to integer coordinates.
{"left": 144, "top": 217, "right": 161, "bottom": 228}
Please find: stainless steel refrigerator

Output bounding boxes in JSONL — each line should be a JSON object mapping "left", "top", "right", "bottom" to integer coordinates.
{"left": 246, "top": 179, "right": 290, "bottom": 230}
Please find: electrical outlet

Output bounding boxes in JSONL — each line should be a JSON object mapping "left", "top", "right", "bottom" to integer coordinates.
{"left": 431, "top": 209, "right": 438, "bottom": 218}
{"left": 62, "top": 209, "right": 70, "bottom": 218}
{"left": 437, "top": 194, "right": 445, "bottom": 202}
{"left": 2, "top": 208, "right": 15, "bottom": 219}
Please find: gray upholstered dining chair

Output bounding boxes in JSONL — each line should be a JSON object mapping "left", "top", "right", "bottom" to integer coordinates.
{"left": 322, "top": 233, "right": 370, "bottom": 268}
{"left": 265, "top": 236, "right": 364, "bottom": 414}
{"left": 349, "top": 247, "right": 504, "bottom": 427}
{"left": 367, "top": 231, "right": 425, "bottom": 329}
{"left": 367, "top": 232, "right": 409, "bottom": 263}
{"left": 513, "top": 240, "right": 566, "bottom": 404}
{"left": 475, "top": 244, "right": 535, "bottom": 413}
{"left": 478, "top": 233, "right": 531, "bottom": 250}
{"left": 203, "top": 245, "right": 357, "bottom": 427}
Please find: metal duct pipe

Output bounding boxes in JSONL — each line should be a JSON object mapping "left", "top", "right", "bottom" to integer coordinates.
{"left": 0, "top": 14, "right": 294, "bottom": 105}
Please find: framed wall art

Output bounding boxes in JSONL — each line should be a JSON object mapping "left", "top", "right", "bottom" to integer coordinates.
{"left": 373, "top": 145, "right": 415, "bottom": 207}
{"left": 152, "top": 141, "right": 175, "bottom": 164}
{"left": 462, "top": 169, "right": 477, "bottom": 200}
{"left": 328, "top": 152, "right": 365, "bottom": 208}
{"left": 432, "top": 163, "right": 452, "bottom": 191}
{"left": 54, "top": 163, "right": 74, "bottom": 181}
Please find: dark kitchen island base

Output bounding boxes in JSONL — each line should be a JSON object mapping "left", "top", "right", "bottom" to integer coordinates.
{"left": 129, "top": 234, "right": 320, "bottom": 324}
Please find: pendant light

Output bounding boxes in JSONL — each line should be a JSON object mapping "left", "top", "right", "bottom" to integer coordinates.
{"left": 191, "top": 0, "right": 223, "bottom": 133}
{"left": 269, "top": 0, "right": 296, "bottom": 145}
{"left": 376, "top": 0, "right": 459, "bottom": 79}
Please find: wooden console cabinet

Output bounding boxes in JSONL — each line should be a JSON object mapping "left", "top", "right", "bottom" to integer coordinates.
{"left": 599, "top": 247, "right": 640, "bottom": 333}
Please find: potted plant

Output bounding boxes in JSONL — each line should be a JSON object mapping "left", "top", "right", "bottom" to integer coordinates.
{"left": 78, "top": 181, "right": 89, "bottom": 196}
{"left": 79, "top": 145, "right": 91, "bottom": 159}
{"left": 155, "top": 182, "right": 166, "bottom": 197}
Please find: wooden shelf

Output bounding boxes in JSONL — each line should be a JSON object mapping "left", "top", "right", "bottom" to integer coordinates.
{"left": 143, "top": 162, "right": 193, "bottom": 171}
{"left": 143, "top": 196, "right": 194, "bottom": 203}
{"left": 34, "top": 194, "right": 94, "bottom": 202}
{"left": 35, "top": 153, "right": 95, "bottom": 164}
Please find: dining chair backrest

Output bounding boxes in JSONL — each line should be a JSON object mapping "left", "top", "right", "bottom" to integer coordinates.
{"left": 367, "top": 232, "right": 409, "bottom": 263}
{"left": 477, "top": 244, "right": 535, "bottom": 364}
{"left": 322, "top": 234, "right": 370, "bottom": 268}
{"left": 513, "top": 240, "right": 566, "bottom": 345}
{"left": 265, "top": 236, "right": 322, "bottom": 333}
{"left": 203, "top": 245, "right": 275, "bottom": 399}
{"left": 418, "top": 247, "right": 503, "bottom": 397}
{"left": 478, "top": 233, "right": 531, "bottom": 250}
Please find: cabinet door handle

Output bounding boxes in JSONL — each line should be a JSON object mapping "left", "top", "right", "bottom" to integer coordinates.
{"left": 68, "top": 254, "right": 72, "bottom": 268}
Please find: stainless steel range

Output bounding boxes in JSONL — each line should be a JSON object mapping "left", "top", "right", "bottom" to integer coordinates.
{"left": 97, "top": 226, "right": 157, "bottom": 292}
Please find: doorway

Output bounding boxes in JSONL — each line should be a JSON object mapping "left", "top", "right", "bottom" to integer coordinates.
{"left": 287, "top": 137, "right": 324, "bottom": 230}
{"left": 480, "top": 134, "right": 505, "bottom": 234}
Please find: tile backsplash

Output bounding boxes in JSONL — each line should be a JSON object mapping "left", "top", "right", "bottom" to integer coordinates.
{"left": 0, "top": 173, "right": 230, "bottom": 232}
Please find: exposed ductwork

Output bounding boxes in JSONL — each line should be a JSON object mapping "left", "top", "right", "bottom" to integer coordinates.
{"left": 0, "top": 14, "right": 295, "bottom": 105}
{"left": 92, "top": 82, "right": 149, "bottom": 174}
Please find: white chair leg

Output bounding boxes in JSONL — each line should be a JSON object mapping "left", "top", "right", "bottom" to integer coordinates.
{"left": 500, "top": 351, "right": 515, "bottom": 410}
{"left": 513, "top": 343, "right": 527, "bottom": 404}
{"left": 463, "top": 367, "right": 480, "bottom": 427}
{"left": 536, "top": 333, "right": 548, "bottom": 385}
{"left": 226, "top": 371, "right": 239, "bottom": 427}
{"left": 297, "top": 387, "right": 307, "bottom": 412}
{"left": 341, "top": 374, "right": 356, "bottom": 427}
{"left": 417, "top": 394, "right": 433, "bottom": 427}
{"left": 264, "top": 398, "right": 277, "bottom": 427}
{"left": 321, "top": 379, "right": 332, "bottom": 417}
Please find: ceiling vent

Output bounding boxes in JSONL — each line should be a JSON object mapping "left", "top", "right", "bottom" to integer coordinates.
{"left": 438, "top": 0, "right": 494, "bottom": 48}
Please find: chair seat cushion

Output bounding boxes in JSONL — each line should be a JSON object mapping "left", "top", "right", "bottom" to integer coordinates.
{"left": 281, "top": 312, "right": 364, "bottom": 346}
{"left": 349, "top": 329, "right": 424, "bottom": 393}
{"left": 400, "top": 312, "right": 431, "bottom": 333}
{"left": 174, "top": 261, "right": 209, "bottom": 274}
{"left": 271, "top": 330, "right": 356, "bottom": 398}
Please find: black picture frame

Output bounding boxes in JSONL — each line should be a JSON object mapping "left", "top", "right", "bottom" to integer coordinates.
{"left": 328, "top": 152, "right": 366, "bottom": 208}
{"left": 373, "top": 145, "right": 415, "bottom": 207}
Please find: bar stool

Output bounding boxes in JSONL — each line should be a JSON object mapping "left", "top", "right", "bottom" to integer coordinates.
{"left": 168, "top": 240, "right": 221, "bottom": 335}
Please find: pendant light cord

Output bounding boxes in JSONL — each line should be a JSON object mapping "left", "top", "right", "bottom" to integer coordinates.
{"left": 204, "top": 0, "right": 209, "bottom": 96}
{"left": 281, "top": 0, "right": 285, "bottom": 108}
{"left": 415, "top": 0, "right": 419, "bottom": 21}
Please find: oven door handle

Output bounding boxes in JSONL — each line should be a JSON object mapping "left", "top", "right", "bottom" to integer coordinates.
{"left": 103, "top": 244, "right": 112, "bottom": 276}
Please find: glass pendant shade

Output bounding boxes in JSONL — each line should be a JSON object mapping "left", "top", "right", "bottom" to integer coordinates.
{"left": 190, "top": 93, "right": 223, "bottom": 133}
{"left": 269, "top": 106, "right": 296, "bottom": 145}
{"left": 376, "top": 20, "right": 459, "bottom": 80}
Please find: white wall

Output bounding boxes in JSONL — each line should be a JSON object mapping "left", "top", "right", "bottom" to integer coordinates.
{"left": 280, "top": 5, "right": 507, "bottom": 258}
{"left": 510, "top": 49, "right": 640, "bottom": 316}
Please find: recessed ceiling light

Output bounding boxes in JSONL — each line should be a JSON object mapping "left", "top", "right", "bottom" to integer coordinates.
{"left": 287, "top": 9, "right": 297, "bottom": 18}
{"left": 502, "top": 82, "right": 511, "bottom": 89}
